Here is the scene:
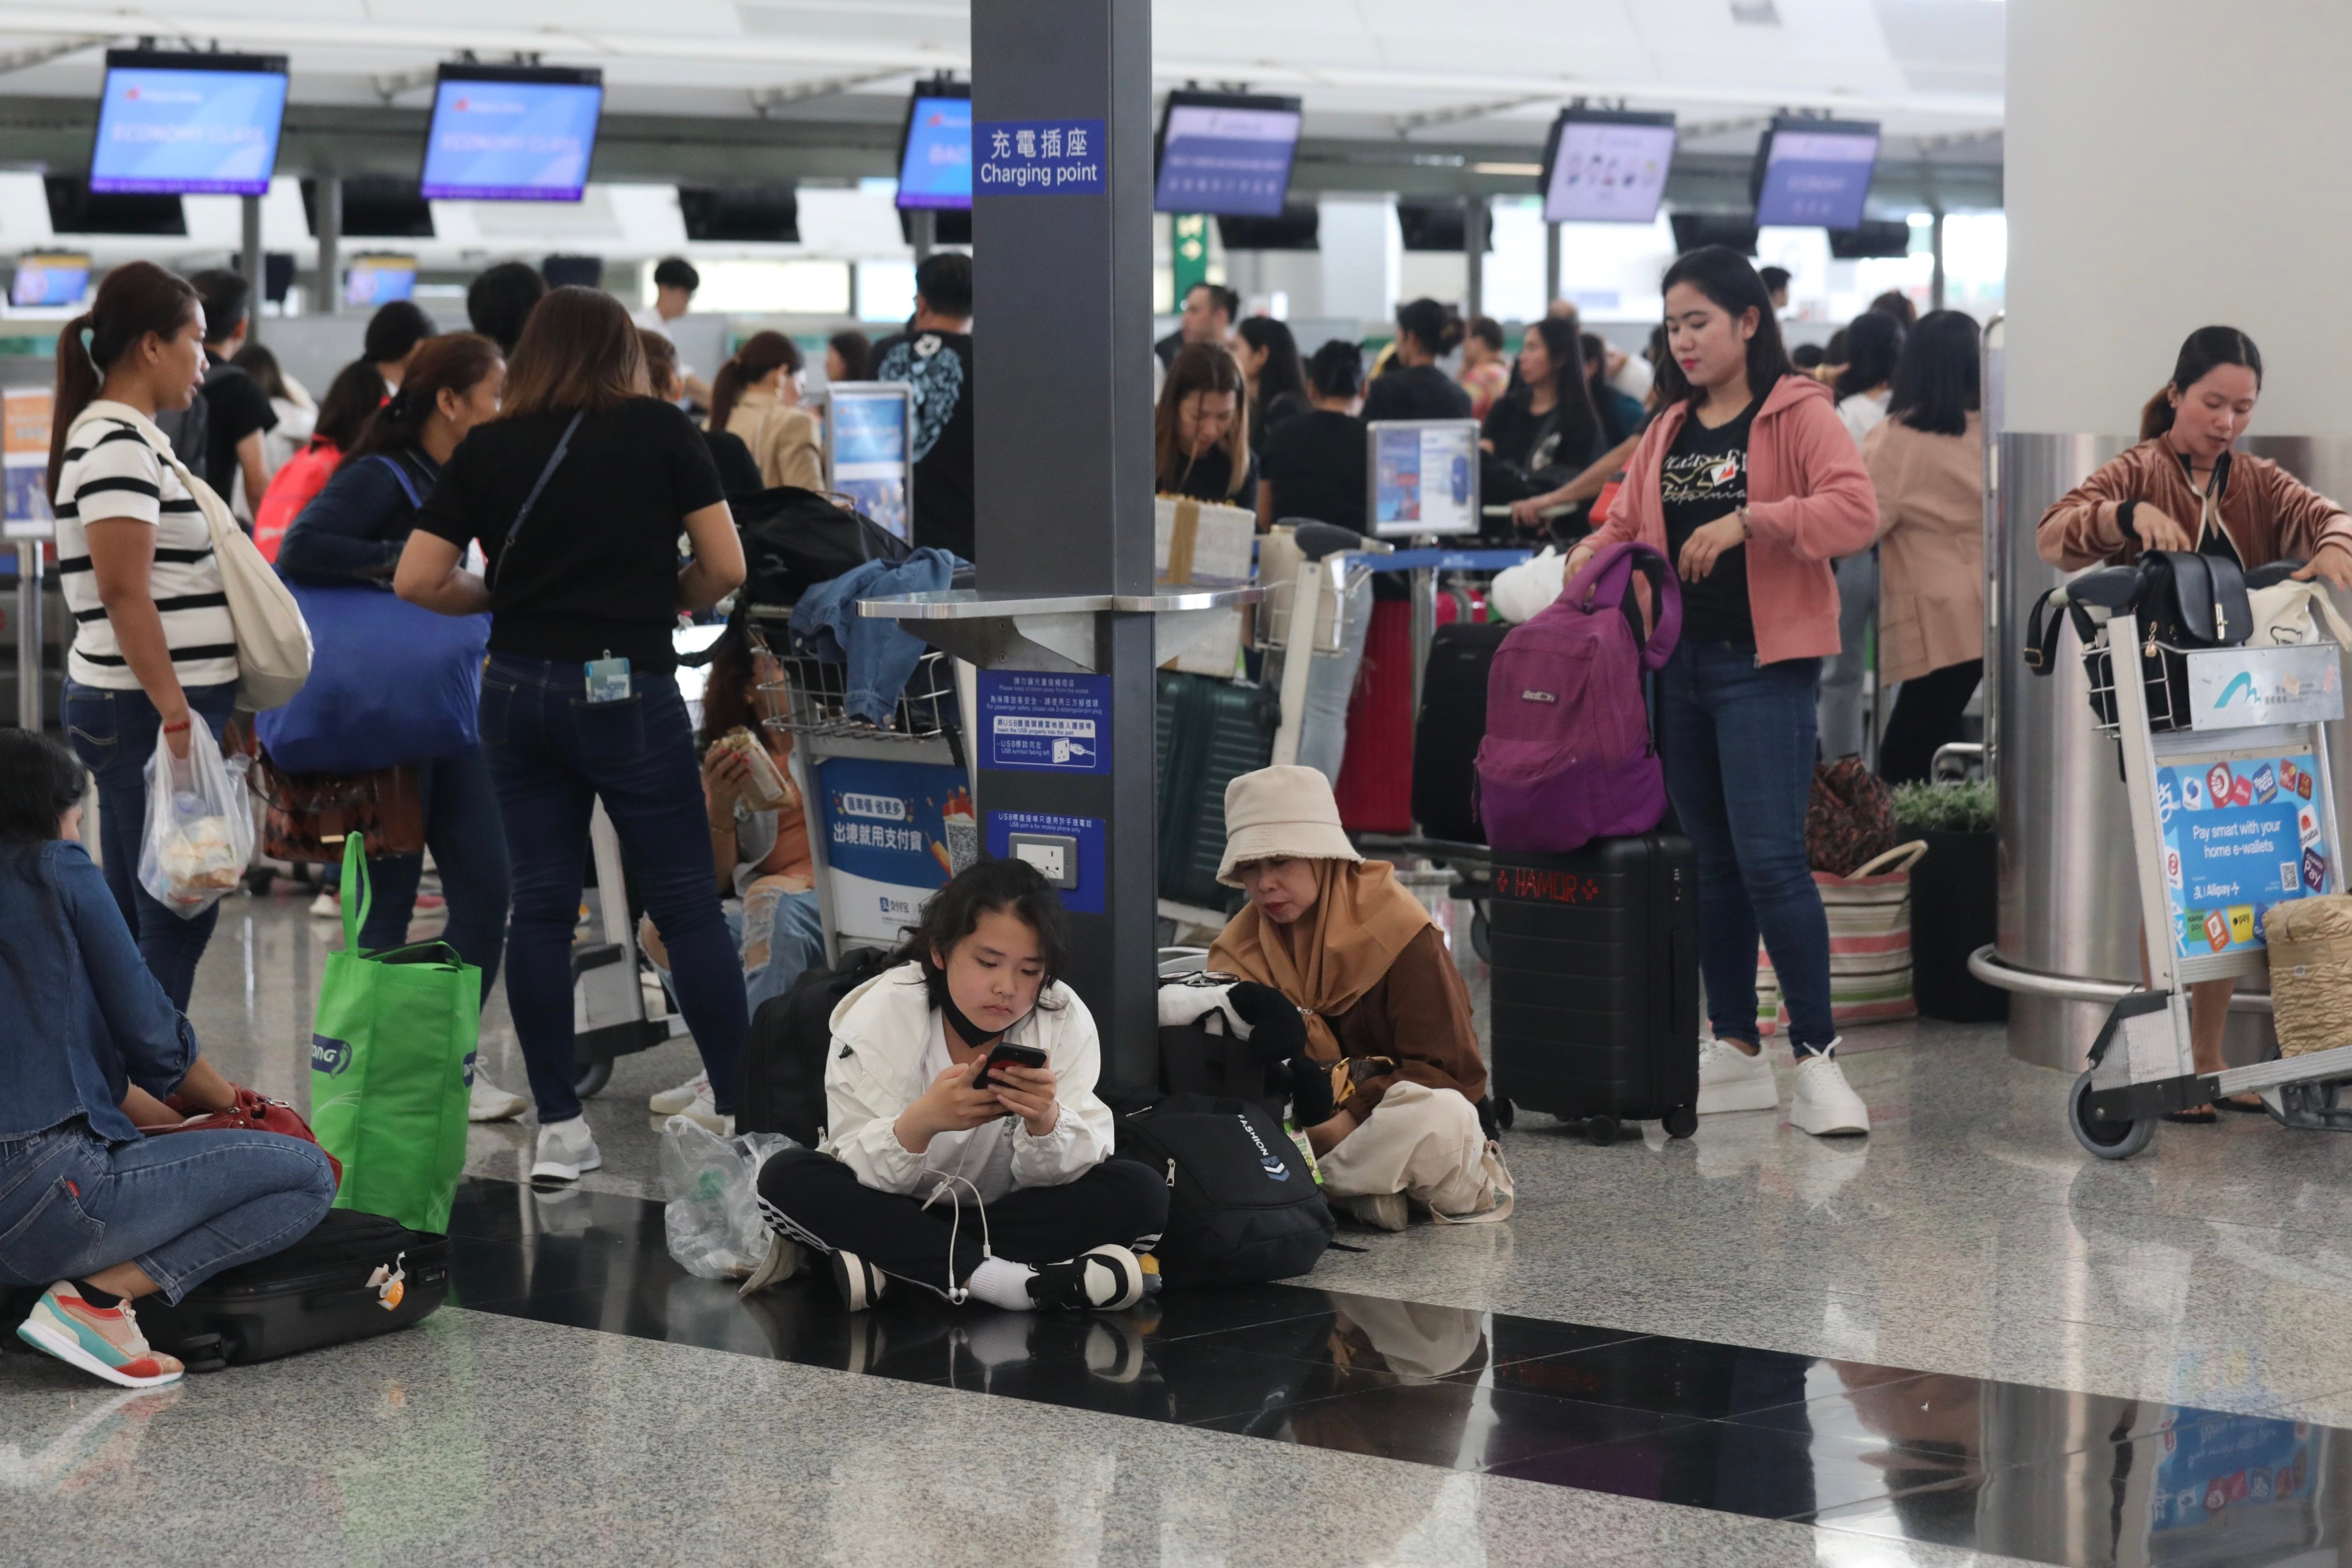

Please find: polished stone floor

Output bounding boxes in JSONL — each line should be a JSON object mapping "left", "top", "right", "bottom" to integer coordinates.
{"left": 10, "top": 889, "right": 2352, "bottom": 1566}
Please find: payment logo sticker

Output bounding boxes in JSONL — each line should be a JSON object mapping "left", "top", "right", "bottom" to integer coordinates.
{"left": 2307, "top": 848, "right": 2329, "bottom": 893}
{"left": 2230, "top": 774, "right": 2256, "bottom": 807}
{"left": 2208, "top": 764, "right": 2234, "bottom": 802}
{"left": 2254, "top": 763, "right": 2278, "bottom": 802}
{"left": 2204, "top": 909, "right": 2232, "bottom": 951}
{"left": 2229, "top": 905, "right": 2257, "bottom": 943}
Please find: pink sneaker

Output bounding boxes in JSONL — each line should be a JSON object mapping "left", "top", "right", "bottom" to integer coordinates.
{"left": 17, "top": 1282, "right": 184, "bottom": 1388}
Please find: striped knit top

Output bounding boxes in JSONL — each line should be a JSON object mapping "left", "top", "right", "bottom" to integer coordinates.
{"left": 53, "top": 415, "right": 237, "bottom": 690}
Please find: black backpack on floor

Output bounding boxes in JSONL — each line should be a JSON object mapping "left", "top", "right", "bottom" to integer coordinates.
{"left": 1113, "top": 1093, "right": 1334, "bottom": 1288}
{"left": 738, "top": 946, "right": 895, "bottom": 1145}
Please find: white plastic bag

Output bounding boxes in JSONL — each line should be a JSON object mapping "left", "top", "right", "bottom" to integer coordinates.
{"left": 137, "top": 720, "right": 253, "bottom": 920}
{"left": 660, "top": 1116, "right": 796, "bottom": 1281}
{"left": 1490, "top": 546, "right": 1568, "bottom": 624}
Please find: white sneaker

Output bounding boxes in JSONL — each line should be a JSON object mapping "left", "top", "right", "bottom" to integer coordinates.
{"left": 308, "top": 889, "right": 339, "bottom": 919}
{"left": 679, "top": 1087, "right": 734, "bottom": 1136}
{"left": 467, "top": 1071, "right": 527, "bottom": 1123}
{"left": 648, "top": 1071, "right": 709, "bottom": 1117}
{"left": 530, "top": 1117, "right": 603, "bottom": 1183}
{"left": 1696, "top": 1038, "right": 1779, "bottom": 1115}
{"left": 1345, "top": 1192, "right": 1410, "bottom": 1232}
{"left": 1789, "top": 1049, "right": 1870, "bottom": 1137}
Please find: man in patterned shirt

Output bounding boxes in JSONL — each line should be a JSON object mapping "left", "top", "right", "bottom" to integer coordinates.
{"left": 872, "top": 254, "right": 976, "bottom": 562}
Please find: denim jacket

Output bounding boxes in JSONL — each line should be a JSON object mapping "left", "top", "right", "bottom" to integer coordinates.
{"left": 0, "top": 841, "right": 197, "bottom": 1143}
{"left": 277, "top": 448, "right": 440, "bottom": 587}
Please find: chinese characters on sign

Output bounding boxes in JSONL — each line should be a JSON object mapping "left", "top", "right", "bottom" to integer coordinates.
{"left": 977, "top": 670, "right": 1111, "bottom": 774}
{"left": 976, "top": 118, "right": 1107, "bottom": 195}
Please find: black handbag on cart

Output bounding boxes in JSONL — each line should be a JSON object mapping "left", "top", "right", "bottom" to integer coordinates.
{"left": 2025, "top": 549, "right": 2260, "bottom": 731}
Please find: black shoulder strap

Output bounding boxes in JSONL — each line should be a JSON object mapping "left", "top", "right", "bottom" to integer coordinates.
{"left": 488, "top": 411, "right": 585, "bottom": 590}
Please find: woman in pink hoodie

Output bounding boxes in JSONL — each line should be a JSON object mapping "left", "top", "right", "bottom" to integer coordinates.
{"left": 1565, "top": 247, "right": 1879, "bottom": 1137}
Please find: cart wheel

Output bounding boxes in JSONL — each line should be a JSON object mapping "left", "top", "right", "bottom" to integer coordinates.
{"left": 2068, "top": 1068, "right": 2152, "bottom": 1160}
{"left": 1663, "top": 1105, "right": 1699, "bottom": 1140}
{"left": 1494, "top": 1096, "right": 1515, "bottom": 1131}
{"left": 573, "top": 1056, "right": 613, "bottom": 1100}
{"left": 1471, "top": 907, "right": 1492, "bottom": 963}
{"left": 1584, "top": 1115, "right": 1619, "bottom": 1148}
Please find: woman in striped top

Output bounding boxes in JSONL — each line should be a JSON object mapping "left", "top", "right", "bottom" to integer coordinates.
{"left": 49, "top": 261, "right": 239, "bottom": 1008}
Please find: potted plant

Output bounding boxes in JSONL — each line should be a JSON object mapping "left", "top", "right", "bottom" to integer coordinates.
{"left": 1893, "top": 779, "right": 2006, "bottom": 1022}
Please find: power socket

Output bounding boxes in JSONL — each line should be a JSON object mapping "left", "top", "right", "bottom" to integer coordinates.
{"left": 1007, "top": 833, "right": 1080, "bottom": 889}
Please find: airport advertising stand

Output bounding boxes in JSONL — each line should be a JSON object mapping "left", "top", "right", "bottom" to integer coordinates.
{"left": 2068, "top": 611, "right": 2352, "bottom": 1158}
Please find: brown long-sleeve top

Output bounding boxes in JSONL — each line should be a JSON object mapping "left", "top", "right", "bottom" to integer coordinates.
{"left": 2036, "top": 439, "right": 2352, "bottom": 572}
{"left": 1321, "top": 924, "right": 1487, "bottom": 1120}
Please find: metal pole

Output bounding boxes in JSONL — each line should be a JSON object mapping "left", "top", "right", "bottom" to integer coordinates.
{"left": 1545, "top": 218, "right": 1562, "bottom": 311}
{"left": 15, "top": 543, "right": 42, "bottom": 731}
{"left": 1929, "top": 206, "right": 1947, "bottom": 312}
{"left": 315, "top": 175, "right": 341, "bottom": 316}
{"left": 1463, "top": 198, "right": 1486, "bottom": 320}
{"left": 911, "top": 207, "right": 936, "bottom": 262}
{"left": 240, "top": 194, "right": 264, "bottom": 341}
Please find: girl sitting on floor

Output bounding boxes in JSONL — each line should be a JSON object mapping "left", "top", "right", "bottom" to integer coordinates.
{"left": 756, "top": 858, "right": 1168, "bottom": 1313}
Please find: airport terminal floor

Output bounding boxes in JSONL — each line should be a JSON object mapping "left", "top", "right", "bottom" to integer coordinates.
{"left": 10, "top": 889, "right": 2352, "bottom": 1568}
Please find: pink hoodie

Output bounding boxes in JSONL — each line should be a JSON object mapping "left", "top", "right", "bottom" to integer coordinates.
{"left": 1585, "top": 373, "right": 1878, "bottom": 665}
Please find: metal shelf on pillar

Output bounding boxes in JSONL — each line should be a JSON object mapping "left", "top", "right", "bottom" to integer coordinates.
{"left": 857, "top": 585, "right": 1264, "bottom": 675}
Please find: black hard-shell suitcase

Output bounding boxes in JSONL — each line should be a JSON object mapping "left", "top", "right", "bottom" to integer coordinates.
{"left": 1487, "top": 833, "right": 1700, "bottom": 1146}
{"left": 738, "top": 946, "right": 892, "bottom": 1144}
{"left": 134, "top": 1209, "right": 450, "bottom": 1371}
{"left": 1155, "top": 670, "right": 1277, "bottom": 912}
{"left": 1410, "top": 620, "right": 1511, "bottom": 843}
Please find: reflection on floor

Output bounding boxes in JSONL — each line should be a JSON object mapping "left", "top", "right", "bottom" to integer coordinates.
{"left": 434, "top": 1176, "right": 2352, "bottom": 1568}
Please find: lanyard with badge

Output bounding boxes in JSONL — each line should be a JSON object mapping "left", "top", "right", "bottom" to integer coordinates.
{"left": 489, "top": 411, "right": 629, "bottom": 703}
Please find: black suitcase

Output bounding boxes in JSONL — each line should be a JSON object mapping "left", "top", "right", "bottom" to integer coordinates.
{"left": 133, "top": 1209, "right": 450, "bottom": 1371}
{"left": 738, "top": 946, "right": 893, "bottom": 1144}
{"left": 1487, "top": 833, "right": 1700, "bottom": 1146}
{"left": 1156, "top": 670, "right": 1278, "bottom": 912}
{"left": 1410, "top": 621, "right": 1511, "bottom": 844}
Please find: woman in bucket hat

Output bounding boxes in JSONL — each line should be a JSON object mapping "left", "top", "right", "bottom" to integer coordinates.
{"left": 1204, "top": 766, "right": 1511, "bottom": 1231}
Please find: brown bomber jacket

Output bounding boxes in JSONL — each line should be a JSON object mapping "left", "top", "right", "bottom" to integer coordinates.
{"left": 2036, "top": 439, "right": 2352, "bottom": 572}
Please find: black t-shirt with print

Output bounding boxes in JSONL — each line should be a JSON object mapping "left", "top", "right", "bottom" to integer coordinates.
{"left": 1661, "top": 399, "right": 1758, "bottom": 644}
{"left": 872, "top": 328, "right": 976, "bottom": 563}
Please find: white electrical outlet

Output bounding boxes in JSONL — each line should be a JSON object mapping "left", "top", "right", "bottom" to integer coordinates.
{"left": 1008, "top": 833, "right": 1079, "bottom": 888}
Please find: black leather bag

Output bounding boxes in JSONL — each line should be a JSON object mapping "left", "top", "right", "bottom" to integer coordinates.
{"left": 2026, "top": 549, "right": 2258, "bottom": 730}
{"left": 734, "top": 486, "right": 911, "bottom": 608}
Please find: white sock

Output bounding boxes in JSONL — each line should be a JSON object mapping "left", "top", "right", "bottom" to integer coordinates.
{"left": 962, "top": 1255, "right": 1038, "bottom": 1311}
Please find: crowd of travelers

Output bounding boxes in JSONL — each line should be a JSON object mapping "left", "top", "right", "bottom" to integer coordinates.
{"left": 7, "top": 238, "right": 2327, "bottom": 1389}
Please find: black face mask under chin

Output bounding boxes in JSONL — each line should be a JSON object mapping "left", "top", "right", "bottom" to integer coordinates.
{"left": 940, "top": 986, "right": 1012, "bottom": 1048}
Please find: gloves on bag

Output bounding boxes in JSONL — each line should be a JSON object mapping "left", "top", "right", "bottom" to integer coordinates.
{"left": 1283, "top": 1055, "right": 1339, "bottom": 1129}
{"left": 1156, "top": 973, "right": 1307, "bottom": 1061}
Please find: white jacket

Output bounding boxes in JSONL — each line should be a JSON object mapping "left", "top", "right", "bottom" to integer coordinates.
{"left": 818, "top": 961, "right": 1116, "bottom": 1199}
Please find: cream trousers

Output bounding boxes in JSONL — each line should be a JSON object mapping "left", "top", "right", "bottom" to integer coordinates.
{"left": 1317, "top": 1082, "right": 1512, "bottom": 1222}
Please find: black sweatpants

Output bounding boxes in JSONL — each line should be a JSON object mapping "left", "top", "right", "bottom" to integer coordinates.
{"left": 757, "top": 1147, "right": 1169, "bottom": 1300}
{"left": 1878, "top": 659, "right": 1983, "bottom": 786}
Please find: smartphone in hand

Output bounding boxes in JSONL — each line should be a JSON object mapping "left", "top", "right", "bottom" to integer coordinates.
{"left": 973, "top": 1042, "right": 1048, "bottom": 1090}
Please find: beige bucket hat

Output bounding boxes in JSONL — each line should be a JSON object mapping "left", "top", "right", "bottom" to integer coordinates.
{"left": 1216, "top": 765, "right": 1362, "bottom": 886}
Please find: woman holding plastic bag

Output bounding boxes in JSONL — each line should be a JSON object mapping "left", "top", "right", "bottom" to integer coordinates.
{"left": 49, "top": 263, "right": 248, "bottom": 1007}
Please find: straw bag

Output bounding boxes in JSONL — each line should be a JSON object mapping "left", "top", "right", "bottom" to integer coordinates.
{"left": 2265, "top": 896, "right": 2352, "bottom": 1057}
{"left": 1758, "top": 841, "right": 1927, "bottom": 1032}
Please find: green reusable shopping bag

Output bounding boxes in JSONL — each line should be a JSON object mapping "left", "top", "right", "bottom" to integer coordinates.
{"left": 309, "top": 834, "right": 477, "bottom": 1234}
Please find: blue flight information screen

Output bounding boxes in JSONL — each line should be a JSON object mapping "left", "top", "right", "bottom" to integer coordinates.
{"left": 90, "top": 62, "right": 287, "bottom": 196}
{"left": 1154, "top": 102, "right": 1301, "bottom": 216}
{"left": 420, "top": 75, "right": 604, "bottom": 202}
{"left": 898, "top": 95, "right": 973, "bottom": 210}
{"left": 1754, "top": 127, "right": 1879, "bottom": 229}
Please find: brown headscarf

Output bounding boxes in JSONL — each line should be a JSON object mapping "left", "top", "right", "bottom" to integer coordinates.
{"left": 1209, "top": 858, "right": 1433, "bottom": 1059}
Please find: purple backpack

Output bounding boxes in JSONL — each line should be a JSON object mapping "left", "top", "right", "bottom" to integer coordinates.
{"left": 1475, "top": 541, "right": 1682, "bottom": 853}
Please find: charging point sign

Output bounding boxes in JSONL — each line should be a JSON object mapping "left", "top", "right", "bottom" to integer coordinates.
{"left": 977, "top": 671, "right": 1110, "bottom": 775}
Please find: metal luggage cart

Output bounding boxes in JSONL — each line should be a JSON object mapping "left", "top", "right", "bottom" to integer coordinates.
{"left": 2063, "top": 609, "right": 2352, "bottom": 1158}
{"left": 744, "top": 605, "right": 975, "bottom": 969}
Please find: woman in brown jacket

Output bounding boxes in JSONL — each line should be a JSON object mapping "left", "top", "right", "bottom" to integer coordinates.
{"left": 1863, "top": 309, "right": 1986, "bottom": 784}
{"left": 2037, "top": 326, "right": 2352, "bottom": 1121}
{"left": 708, "top": 331, "right": 823, "bottom": 492}
{"left": 1206, "top": 766, "right": 1508, "bottom": 1231}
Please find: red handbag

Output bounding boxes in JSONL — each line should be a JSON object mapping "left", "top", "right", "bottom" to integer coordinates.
{"left": 150, "top": 1089, "right": 342, "bottom": 1187}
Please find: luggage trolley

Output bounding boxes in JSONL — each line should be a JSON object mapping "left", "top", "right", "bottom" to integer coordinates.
{"left": 2065, "top": 608, "right": 2352, "bottom": 1158}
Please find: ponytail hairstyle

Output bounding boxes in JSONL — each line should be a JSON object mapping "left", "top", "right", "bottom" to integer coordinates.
{"left": 707, "top": 331, "right": 804, "bottom": 435}
{"left": 2142, "top": 326, "right": 2262, "bottom": 442}
{"left": 1306, "top": 338, "right": 1365, "bottom": 401}
{"left": 350, "top": 332, "right": 503, "bottom": 459}
{"left": 311, "top": 359, "right": 390, "bottom": 453}
{"left": 48, "top": 260, "right": 200, "bottom": 500}
{"left": 1394, "top": 297, "right": 1464, "bottom": 362}
{"left": 887, "top": 856, "right": 1070, "bottom": 1015}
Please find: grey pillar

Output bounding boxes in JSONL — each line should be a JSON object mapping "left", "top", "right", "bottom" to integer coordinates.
{"left": 1929, "top": 207, "right": 1946, "bottom": 312}
{"left": 1463, "top": 198, "right": 1486, "bottom": 319}
{"left": 14, "top": 543, "right": 41, "bottom": 731}
{"left": 1545, "top": 219, "right": 1562, "bottom": 311}
{"left": 971, "top": 0, "right": 1159, "bottom": 1076}
{"left": 315, "top": 175, "right": 342, "bottom": 316}
{"left": 911, "top": 207, "right": 936, "bottom": 262}
{"left": 240, "top": 195, "right": 264, "bottom": 340}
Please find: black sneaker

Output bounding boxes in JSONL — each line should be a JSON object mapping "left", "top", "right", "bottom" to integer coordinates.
{"left": 1028, "top": 1245, "right": 1148, "bottom": 1312}
{"left": 830, "top": 1249, "right": 888, "bottom": 1312}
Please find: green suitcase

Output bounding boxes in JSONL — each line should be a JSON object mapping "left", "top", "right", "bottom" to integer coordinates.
{"left": 1155, "top": 670, "right": 1279, "bottom": 913}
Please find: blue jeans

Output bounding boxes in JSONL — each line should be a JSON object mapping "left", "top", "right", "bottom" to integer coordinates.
{"left": 358, "top": 746, "right": 510, "bottom": 1008}
{"left": 652, "top": 879, "right": 825, "bottom": 1020}
{"left": 61, "top": 679, "right": 241, "bottom": 1012}
{"left": 0, "top": 1121, "right": 336, "bottom": 1303}
{"left": 1658, "top": 641, "right": 1835, "bottom": 1054}
{"left": 478, "top": 655, "right": 748, "bottom": 1123}
{"left": 788, "top": 549, "right": 956, "bottom": 724}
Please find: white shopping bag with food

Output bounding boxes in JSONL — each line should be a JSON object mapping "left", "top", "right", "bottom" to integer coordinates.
{"left": 138, "top": 721, "right": 253, "bottom": 919}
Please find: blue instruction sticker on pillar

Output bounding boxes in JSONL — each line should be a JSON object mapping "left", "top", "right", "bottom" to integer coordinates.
{"left": 977, "top": 669, "right": 1111, "bottom": 773}
{"left": 976, "top": 120, "right": 1107, "bottom": 196}
{"left": 988, "top": 810, "right": 1105, "bottom": 913}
